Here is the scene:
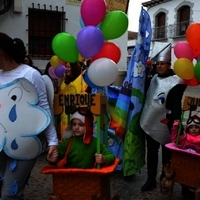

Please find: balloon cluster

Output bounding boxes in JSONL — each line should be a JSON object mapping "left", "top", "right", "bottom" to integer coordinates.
{"left": 174, "top": 23, "right": 200, "bottom": 86}
{"left": 48, "top": 0, "right": 129, "bottom": 87}
{"left": 48, "top": 55, "right": 65, "bottom": 79}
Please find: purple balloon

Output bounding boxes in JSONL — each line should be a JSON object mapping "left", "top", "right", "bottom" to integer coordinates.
{"left": 77, "top": 26, "right": 104, "bottom": 58}
{"left": 54, "top": 65, "right": 66, "bottom": 78}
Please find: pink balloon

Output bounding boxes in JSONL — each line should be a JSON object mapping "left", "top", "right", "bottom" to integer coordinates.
{"left": 80, "top": 0, "right": 107, "bottom": 26}
{"left": 48, "top": 67, "right": 58, "bottom": 79}
{"left": 174, "top": 41, "right": 194, "bottom": 61}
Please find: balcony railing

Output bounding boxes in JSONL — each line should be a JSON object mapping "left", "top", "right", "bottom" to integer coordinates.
{"left": 169, "top": 21, "right": 193, "bottom": 38}
{"left": 152, "top": 25, "right": 168, "bottom": 40}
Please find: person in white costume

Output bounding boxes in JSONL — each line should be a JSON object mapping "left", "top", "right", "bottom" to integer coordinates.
{"left": 140, "top": 43, "right": 183, "bottom": 191}
{"left": 0, "top": 32, "right": 58, "bottom": 199}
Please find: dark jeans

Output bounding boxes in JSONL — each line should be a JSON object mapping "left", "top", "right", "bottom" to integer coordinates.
{"left": 146, "top": 134, "right": 172, "bottom": 180}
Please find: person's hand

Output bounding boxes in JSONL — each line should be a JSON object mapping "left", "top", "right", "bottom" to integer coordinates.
{"left": 95, "top": 153, "right": 106, "bottom": 164}
{"left": 47, "top": 145, "right": 58, "bottom": 163}
{"left": 173, "top": 120, "right": 179, "bottom": 127}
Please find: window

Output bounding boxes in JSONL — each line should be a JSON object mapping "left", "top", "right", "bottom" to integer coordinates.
{"left": 177, "top": 6, "right": 190, "bottom": 36}
{"left": 28, "top": 8, "right": 65, "bottom": 59}
{"left": 154, "top": 12, "right": 166, "bottom": 39}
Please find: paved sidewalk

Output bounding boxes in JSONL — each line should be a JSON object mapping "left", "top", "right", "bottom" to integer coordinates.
{"left": 23, "top": 153, "right": 184, "bottom": 200}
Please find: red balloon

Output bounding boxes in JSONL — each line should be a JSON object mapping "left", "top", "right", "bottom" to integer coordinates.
{"left": 184, "top": 76, "right": 199, "bottom": 86}
{"left": 91, "top": 42, "right": 121, "bottom": 64}
{"left": 146, "top": 59, "right": 152, "bottom": 66}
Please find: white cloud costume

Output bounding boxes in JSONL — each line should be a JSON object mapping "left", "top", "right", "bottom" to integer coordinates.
{"left": 0, "top": 64, "right": 58, "bottom": 198}
{"left": 0, "top": 78, "right": 50, "bottom": 159}
{"left": 140, "top": 74, "right": 182, "bottom": 145}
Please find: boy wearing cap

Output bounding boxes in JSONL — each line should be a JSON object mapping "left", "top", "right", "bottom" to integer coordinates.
{"left": 171, "top": 115, "right": 200, "bottom": 154}
{"left": 47, "top": 107, "right": 115, "bottom": 168}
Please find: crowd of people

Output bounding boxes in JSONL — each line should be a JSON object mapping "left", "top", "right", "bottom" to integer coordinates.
{"left": 0, "top": 31, "right": 200, "bottom": 200}
{"left": 0, "top": 32, "right": 115, "bottom": 199}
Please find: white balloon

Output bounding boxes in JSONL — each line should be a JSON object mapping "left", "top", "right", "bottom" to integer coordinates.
{"left": 88, "top": 58, "right": 118, "bottom": 86}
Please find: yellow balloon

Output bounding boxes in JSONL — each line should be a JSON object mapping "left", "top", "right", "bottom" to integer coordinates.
{"left": 50, "top": 55, "right": 62, "bottom": 68}
{"left": 174, "top": 58, "right": 194, "bottom": 80}
{"left": 78, "top": 54, "right": 89, "bottom": 62}
{"left": 78, "top": 54, "right": 86, "bottom": 62}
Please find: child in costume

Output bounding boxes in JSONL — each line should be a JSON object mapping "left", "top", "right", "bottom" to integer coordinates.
{"left": 171, "top": 115, "right": 200, "bottom": 154}
{"left": 48, "top": 107, "right": 115, "bottom": 168}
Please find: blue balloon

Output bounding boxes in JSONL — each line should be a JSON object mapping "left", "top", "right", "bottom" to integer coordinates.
{"left": 83, "top": 70, "right": 102, "bottom": 89}
{"left": 79, "top": 16, "right": 100, "bottom": 29}
{"left": 79, "top": 17, "right": 85, "bottom": 28}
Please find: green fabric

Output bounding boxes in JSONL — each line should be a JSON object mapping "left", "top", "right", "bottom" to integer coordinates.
{"left": 58, "top": 136, "right": 115, "bottom": 168}
{"left": 123, "top": 112, "right": 145, "bottom": 176}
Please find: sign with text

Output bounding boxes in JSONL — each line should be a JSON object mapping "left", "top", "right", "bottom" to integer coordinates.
{"left": 54, "top": 93, "right": 107, "bottom": 115}
{"left": 182, "top": 96, "right": 200, "bottom": 111}
{"left": 58, "top": 93, "right": 96, "bottom": 107}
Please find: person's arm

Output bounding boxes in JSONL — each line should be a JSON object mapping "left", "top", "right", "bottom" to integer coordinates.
{"left": 166, "top": 84, "right": 187, "bottom": 131}
{"left": 96, "top": 144, "right": 115, "bottom": 165}
{"left": 30, "top": 71, "right": 58, "bottom": 146}
{"left": 166, "top": 84, "right": 187, "bottom": 120}
{"left": 57, "top": 139, "right": 69, "bottom": 159}
{"left": 171, "top": 120, "right": 179, "bottom": 143}
{"left": 27, "top": 70, "right": 59, "bottom": 165}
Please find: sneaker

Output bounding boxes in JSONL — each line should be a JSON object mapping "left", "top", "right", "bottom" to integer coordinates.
{"left": 141, "top": 179, "right": 157, "bottom": 191}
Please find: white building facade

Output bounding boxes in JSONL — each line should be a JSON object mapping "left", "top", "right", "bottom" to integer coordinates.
{"left": 0, "top": 0, "right": 128, "bottom": 71}
{"left": 142, "top": 0, "right": 200, "bottom": 65}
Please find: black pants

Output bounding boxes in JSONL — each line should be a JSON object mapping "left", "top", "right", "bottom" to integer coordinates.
{"left": 146, "top": 134, "right": 172, "bottom": 180}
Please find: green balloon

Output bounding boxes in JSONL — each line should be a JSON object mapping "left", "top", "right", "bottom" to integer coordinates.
{"left": 52, "top": 32, "right": 79, "bottom": 63}
{"left": 100, "top": 11, "right": 129, "bottom": 40}
{"left": 194, "top": 61, "right": 200, "bottom": 81}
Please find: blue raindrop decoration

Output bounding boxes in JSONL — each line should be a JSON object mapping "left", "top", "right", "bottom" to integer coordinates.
{"left": 9, "top": 105, "right": 17, "bottom": 122}
{"left": 9, "top": 160, "right": 17, "bottom": 171}
{"left": 10, "top": 180, "right": 19, "bottom": 195}
{"left": 11, "top": 139, "right": 18, "bottom": 150}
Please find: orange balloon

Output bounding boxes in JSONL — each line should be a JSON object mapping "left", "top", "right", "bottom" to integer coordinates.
{"left": 186, "top": 23, "right": 200, "bottom": 58}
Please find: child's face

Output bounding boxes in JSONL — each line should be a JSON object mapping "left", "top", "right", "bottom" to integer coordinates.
{"left": 188, "top": 125, "right": 200, "bottom": 136}
{"left": 71, "top": 118, "right": 85, "bottom": 137}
